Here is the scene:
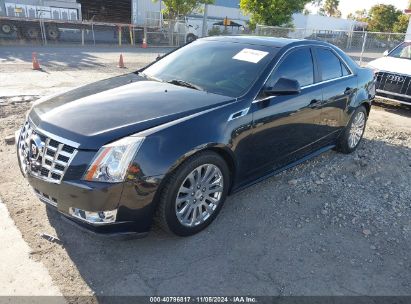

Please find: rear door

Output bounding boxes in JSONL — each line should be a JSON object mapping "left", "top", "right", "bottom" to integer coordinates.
{"left": 248, "top": 47, "right": 323, "bottom": 180}
{"left": 313, "top": 47, "right": 357, "bottom": 144}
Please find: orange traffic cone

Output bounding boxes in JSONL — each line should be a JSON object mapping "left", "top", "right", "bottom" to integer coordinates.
{"left": 118, "top": 54, "right": 125, "bottom": 68}
{"left": 32, "top": 52, "right": 41, "bottom": 70}
{"left": 142, "top": 38, "right": 147, "bottom": 49}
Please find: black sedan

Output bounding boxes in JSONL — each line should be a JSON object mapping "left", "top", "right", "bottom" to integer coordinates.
{"left": 17, "top": 36, "right": 375, "bottom": 237}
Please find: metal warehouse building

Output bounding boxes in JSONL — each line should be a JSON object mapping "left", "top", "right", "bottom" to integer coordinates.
{"left": 1, "top": 0, "right": 247, "bottom": 25}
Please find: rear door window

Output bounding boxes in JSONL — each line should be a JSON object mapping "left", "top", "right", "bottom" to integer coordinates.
{"left": 317, "top": 48, "right": 350, "bottom": 81}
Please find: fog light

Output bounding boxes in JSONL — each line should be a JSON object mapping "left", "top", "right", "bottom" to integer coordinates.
{"left": 69, "top": 208, "right": 117, "bottom": 224}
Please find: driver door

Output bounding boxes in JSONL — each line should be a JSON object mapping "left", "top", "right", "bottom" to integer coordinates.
{"left": 248, "top": 47, "right": 323, "bottom": 179}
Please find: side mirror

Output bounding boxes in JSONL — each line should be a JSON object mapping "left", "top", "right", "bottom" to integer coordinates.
{"left": 264, "top": 77, "right": 301, "bottom": 96}
{"left": 383, "top": 50, "right": 389, "bottom": 56}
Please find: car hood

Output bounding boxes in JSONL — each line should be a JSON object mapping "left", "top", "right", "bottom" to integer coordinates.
{"left": 30, "top": 73, "right": 234, "bottom": 150}
{"left": 368, "top": 56, "right": 411, "bottom": 76}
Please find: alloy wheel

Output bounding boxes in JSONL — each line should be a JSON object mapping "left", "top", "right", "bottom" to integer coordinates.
{"left": 175, "top": 164, "right": 224, "bottom": 227}
{"left": 348, "top": 111, "right": 366, "bottom": 149}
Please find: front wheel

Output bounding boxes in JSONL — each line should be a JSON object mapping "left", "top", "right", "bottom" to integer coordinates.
{"left": 1, "top": 23, "right": 14, "bottom": 35}
{"left": 46, "top": 25, "right": 60, "bottom": 40}
{"left": 336, "top": 105, "right": 368, "bottom": 154}
{"left": 156, "top": 151, "right": 230, "bottom": 236}
{"left": 186, "top": 34, "right": 197, "bottom": 44}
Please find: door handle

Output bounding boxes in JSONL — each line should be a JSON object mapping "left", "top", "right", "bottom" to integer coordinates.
{"left": 309, "top": 99, "right": 322, "bottom": 108}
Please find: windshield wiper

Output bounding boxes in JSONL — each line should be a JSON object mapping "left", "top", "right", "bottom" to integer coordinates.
{"left": 138, "top": 72, "right": 163, "bottom": 82}
{"left": 167, "top": 79, "right": 204, "bottom": 91}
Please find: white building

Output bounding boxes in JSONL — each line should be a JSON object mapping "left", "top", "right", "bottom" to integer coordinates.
{"left": 292, "top": 13, "right": 365, "bottom": 32}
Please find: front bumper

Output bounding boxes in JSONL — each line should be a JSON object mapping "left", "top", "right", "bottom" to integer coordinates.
{"left": 376, "top": 90, "right": 411, "bottom": 106}
{"left": 27, "top": 173, "right": 162, "bottom": 235}
{"left": 16, "top": 117, "right": 165, "bottom": 236}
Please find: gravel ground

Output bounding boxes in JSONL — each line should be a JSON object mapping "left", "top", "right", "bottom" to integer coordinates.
{"left": 0, "top": 94, "right": 410, "bottom": 297}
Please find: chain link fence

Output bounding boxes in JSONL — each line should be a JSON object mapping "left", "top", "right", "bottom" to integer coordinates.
{"left": 256, "top": 25, "right": 406, "bottom": 65}
{"left": 0, "top": 17, "right": 187, "bottom": 47}
{"left": 1, "top": 17, "right": 406, "bottom": 59}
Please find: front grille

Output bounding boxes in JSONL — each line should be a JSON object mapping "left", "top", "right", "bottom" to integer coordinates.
{"left": 376, "top": 71, "right": 411, "bottom": 96}
{"left": 18, "top": 120, "right": 77, "bottom": 184}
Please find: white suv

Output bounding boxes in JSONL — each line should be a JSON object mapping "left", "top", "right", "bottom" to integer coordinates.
{"left": 368, "top": 41, "right": 411, "bottom": 105}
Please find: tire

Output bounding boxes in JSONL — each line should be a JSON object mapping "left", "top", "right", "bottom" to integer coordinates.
{"left": 46, "top": 25, "right": 60, "bottom": 40}
{"left": 156, "top": 151, "right": 230, "bottom": 236}
{"left": 24, "top": 27, "right": 40, "bottom": 39}
{"left": 1, "top": 23, "right": 13, "bottom": 35}
{"left": 186, "top": 34, "right": 197, "bottom": 44}
{"left": 336, "top": 105, "right": 368, "bottom": 154}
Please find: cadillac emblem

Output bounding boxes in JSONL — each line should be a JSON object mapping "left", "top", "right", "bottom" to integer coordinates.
{"left": 27, "top": 133, "right": 43, "bottom": 163}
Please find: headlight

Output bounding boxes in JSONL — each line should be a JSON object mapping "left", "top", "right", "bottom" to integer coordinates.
{"left": 83, "top": 136, "right": 144, "bottom": 183}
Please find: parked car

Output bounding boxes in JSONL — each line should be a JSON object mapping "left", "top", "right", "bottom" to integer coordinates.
{"left": 368, "top": 41, "right": 411, "bottom": 105}
{"left": 17, "top": 36, "right": 375, "bottom": 237}
{"left": 307, "top": 31, "right": 348, "bottom": 47}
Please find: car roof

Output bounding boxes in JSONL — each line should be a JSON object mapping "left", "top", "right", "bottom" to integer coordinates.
{"left": 201, "top": 35, "right": 331, "bottom": 48}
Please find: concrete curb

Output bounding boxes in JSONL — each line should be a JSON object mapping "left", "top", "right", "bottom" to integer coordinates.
{"left": 0, "top": 197, "right": 64, "bottom": 298}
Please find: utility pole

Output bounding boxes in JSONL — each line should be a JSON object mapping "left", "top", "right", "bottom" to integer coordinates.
{"left": 202, "top": 4, "right": 208, "bottom": 37}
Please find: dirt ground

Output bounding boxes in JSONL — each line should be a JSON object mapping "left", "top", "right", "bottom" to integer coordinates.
{"left": 0, "top": 93, "right": 410, "bottom": 297}
{"left": 0, "top": 46, "right": 411, "bottom": 298}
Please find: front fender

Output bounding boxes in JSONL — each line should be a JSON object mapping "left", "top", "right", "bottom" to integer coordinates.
{"left": 130, "top": 100, "right": 247, "bottom": 179}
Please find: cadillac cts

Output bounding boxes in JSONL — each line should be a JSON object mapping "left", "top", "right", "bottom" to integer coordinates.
{"left": 17, "top": 37, "right": 375, "bottom": 237}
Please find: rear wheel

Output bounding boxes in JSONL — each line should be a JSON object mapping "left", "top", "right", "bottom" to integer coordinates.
{"left": 156, "top": 151, "right": 229, "bottom": 236}
{"left": 24, "top": 27, "right": 40, "bottom": 39}
{"left": 336, "top": 105, "right": 368, "bottom": 154}
{"left": 46, "top": 25, "right": 60, "bottom": 40}
{"left": 1, "top": 23, "right": 14, "bottom": 35}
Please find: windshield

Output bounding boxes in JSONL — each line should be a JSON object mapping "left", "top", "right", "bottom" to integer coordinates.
{"left": 142, "top": 40, "right": 278, "bottom": 98}
{"left": 389, "top": 42, "right": 411, "bottom": 60}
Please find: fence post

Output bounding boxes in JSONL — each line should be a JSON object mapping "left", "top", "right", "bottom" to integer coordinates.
{"left": 91, "top": 21, "right": 96, "bottom": 46}
{"left": 81, "top": 28, "right": 85, "bottom": 45}
{"left": 359, "top": 31, "right": 368, "bottom": 66}
{"left": 129, "top": 25, "right": 134, "bottom": 45}
{"left": 118, "top": 26, "right": 122, "bottom": 46}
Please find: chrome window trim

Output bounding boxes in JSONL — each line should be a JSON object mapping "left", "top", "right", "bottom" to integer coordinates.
{"left": 252, "top": 43, "right": 355, "bottom": 104}
{"left": 315, "top": 45, "right": 355, "bottom": 76}
{"left": 252, "top": 74, "right": 355, "bottom": 104}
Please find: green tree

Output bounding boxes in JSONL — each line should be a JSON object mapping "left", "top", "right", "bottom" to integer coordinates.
{"left": 367, "top": 4, "right": 402, "bottom": 32}
{"left": 393, "top": 14, "right": 410, "bottom": 33}
{"left": 319, "top": 0, "right": 341, "bottom": 18}
{"left": 153, "top": 0, "right": 214, "bottom": 44}
{"left": 240, "top": 0, "right": 311, "bottom": 29}
{"left": 347, "top": 9, "right": 368, "bottom": 23}
{"left": 154, "top": 0, "right": 214, "bottom": 20}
